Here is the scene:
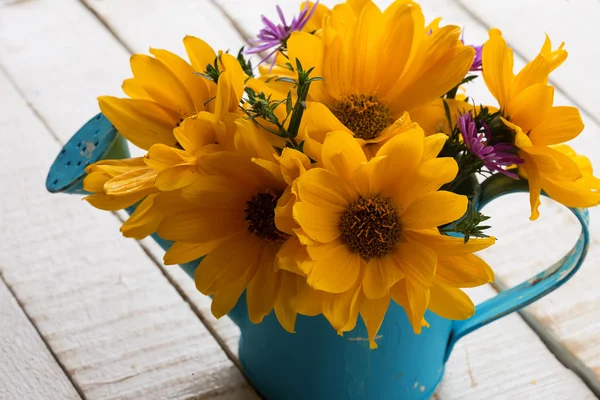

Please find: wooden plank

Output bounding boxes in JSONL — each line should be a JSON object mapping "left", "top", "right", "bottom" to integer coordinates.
{"left": 80, "top": 0, "right": 245, "bottom": 60}
{"left": 0, "top": 2, "right": 257, "bottom": 398}
{"left": 438, "top": 285, "right": 597, "bottom": 400}
{"left": 82, "top": 0, "right": 597, "bottom": 396}
{"left": 0, "top": 277, "right": 82, "bottom": 400}
{"left": 454, "top": 0, "right": 600, "bottom": 122}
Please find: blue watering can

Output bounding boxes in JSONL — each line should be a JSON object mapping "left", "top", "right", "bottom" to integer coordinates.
{"left": 47, "top": 114, "right": 590, "bottom": 400}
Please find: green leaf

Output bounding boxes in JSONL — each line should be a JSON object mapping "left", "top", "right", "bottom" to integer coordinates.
{"left": 275, "top": 77, "right": 298, "bottom": 84}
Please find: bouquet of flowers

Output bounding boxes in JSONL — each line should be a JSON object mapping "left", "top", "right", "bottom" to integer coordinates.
{"left": 82, "top": 0, "right": 599, "bottom": 350}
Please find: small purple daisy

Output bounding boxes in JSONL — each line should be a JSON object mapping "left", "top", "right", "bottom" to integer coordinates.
{"left": 245, "top": 2, "right": 319, "bottom": 66}
{"left": 468, "top": 44, "right": 483, "bottom": 71}
{"left": 458, "top": 112, "right": 523, "bottom": 179}
{"left": 460, "top": 31, "right": 483, "bottom": 71}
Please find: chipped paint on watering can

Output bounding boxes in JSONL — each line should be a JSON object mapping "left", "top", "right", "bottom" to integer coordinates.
{"left": 46, "top": 114, "right": 591, "bottom": 400}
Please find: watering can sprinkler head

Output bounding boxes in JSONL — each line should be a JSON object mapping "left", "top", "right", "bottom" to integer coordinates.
{"left": 46, "top": 113, "right": 130, "bottom": 195}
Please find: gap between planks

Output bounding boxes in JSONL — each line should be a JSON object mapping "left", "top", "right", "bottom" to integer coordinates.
{"left": 75, "top": 0, "right": 250, "bottom": 381}
{"left": 449, "top": 0, "right": 600, "bottom": 129}
{"left": 3, "top": 0, "right": 596, "bottom": 398}
{"left": 0, "top": 266, "right": 83, "bottom": 400}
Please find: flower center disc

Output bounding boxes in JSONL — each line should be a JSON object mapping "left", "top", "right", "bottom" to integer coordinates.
{"left": 340, "top": 196, "right": 401, "bottom": 261}
{"left": 245, "top": 189, "right": 290, "bottom": 243}
{"left": 331, "top": 94, "right": 393, "bottom": 140}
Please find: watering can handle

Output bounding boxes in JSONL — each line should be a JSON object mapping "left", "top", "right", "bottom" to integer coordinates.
{"left": 444, "top": 174, "right": 590, "bottom": 361}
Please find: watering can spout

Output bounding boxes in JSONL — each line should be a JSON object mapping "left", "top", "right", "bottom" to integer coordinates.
{"left": 46, "top": 113, "right": 130, "bottom": 195}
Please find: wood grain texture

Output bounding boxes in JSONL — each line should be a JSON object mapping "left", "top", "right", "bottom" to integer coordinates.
{"left": 1, "top": 0, "right": 598, "bottom": 398}
{"left": 454, "top": 0, "right": 600, "bottom": 122}
{"left": 0, "top": 277, "right": 82, "bottom": 400}
{"left": 0, "top": 1, "right": 257, "bottom": 398}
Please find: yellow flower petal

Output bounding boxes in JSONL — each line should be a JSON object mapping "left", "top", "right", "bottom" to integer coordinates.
{"left": 528, "top": 106, "right": 584, "bottom": 146}
{"left": 482, "top": 28, "right": 514, "bottom": 109}
{"left": 509, "top": 54, "right": 550, "bottom": 99}
{"left": 294, "top": 201, "right": 342, "bottom": 243}
{"left": 98, "top": 96, "right": 178, "bottom": 150}
{"left": 164, "top": 239, "right": 227, "bottom": 265}
{"left": 83, "top": 191, "right": 151, "bottom": 211}
{"left": 122, "top": 78, "right": 152, "bottom": 101}
{"left": 436, "top": 254, "right": 494, "bottom": 288}
{"left": 391, "top": 279, "right": 430, "bottom": 334}
{"left": 520, "top": 150, "right": 546, "bottom": 221}
{"left": 393, "top": 242, "right": 436, "bottom": 287}
{"left": 173, "top": 113, "right": 219, "bottom": 155}
{"left": 149, "top": 47, "right": 210, "bottom": 112}
{"left": 144, "top": 143, "right": 196, "bottom": 171}
{"left": 378, "top": 3, "right": 420, "bottom": 95}
{"left": 295, "top": 168, "right": 355, "bottom": 212}
{"left": 302, "top": 102, "right": 351, "bottom": 145}
{"left": 321, "top": 282, "right": 363, "bottom": 333}
{"left": 428, "top": 284, "right": 475, "bottom": 320}
{"left": 402, "top": 191, "right": 467, "bottom": 229}
{"left": 404, "top": 231, "right": 496, "bottom": 255}
{"left": 276, "top": 237, "right": 309, "bottom": 275}
{"left": 158, "top": 209, "right": 244, "bottom": 242}
{"left": 120, "top": 194, "right": 162, "bottom": 239}
{"left": 288, "top": 32, "right": 328, "bottom": 102}
{"left": 422, "top": 133, "right": 449, "bottom": 160}
{"left": 307, "top": 242, "right": 362, "bottom": 293}
{"left": 363, "top": 256, "right": 405, "bottom": 299}
{"left": 183, "top": 35, "right": 217, "bottom": 79}
{"left": 542, "top": 176, "right": 600, "bottom": 208}
{"left": 247, "top": 244, "right": 281, "bottom": 324}
{"left": 179, "top": 175, "right": 250, "bottom": 209}
{"left": 155, "top": 165, "right": 199, "bottom": 191}
{"left": 359, "top": 295, "right": 390, "bottom": 349}
{"left": 505, "top": 84, "right": 554, "bottom": 132}
{"left": 350, "top": 2, "right": 384, "bottom": 92}
{"left": 130, "top": 54, "right": 194, "bottom": 114}
{"left": 104, "top": 167, "right": 158, "bottom": 196}
{"left": 540, "top": 34, "right": 567, "bottom": 73}
{"left": 195, "top": 232, "right": 261, "bottom": 295}
{"left": 322, "top": 130, "right": 367, "bottom": 181}
{"left": 274, "top": 271, "right": 302, "bottom": 333}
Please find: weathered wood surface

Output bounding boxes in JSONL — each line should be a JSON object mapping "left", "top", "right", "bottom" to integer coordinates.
{"left": 0, "top": 0, "right": 599, "bottom": 398}
{"left": 0, "top": 1, "right": 257, "bottom": 399}
{"left": 454, "top": 0, "right": 600, "bottom": 122}
{"left": 0, "top": 276, "right": 82, "bottom": 400}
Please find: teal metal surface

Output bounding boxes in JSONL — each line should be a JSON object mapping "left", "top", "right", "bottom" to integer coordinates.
{"left": 445, "top": 174, "right": 591, "bottom": 360}
{"left": 46, "top": 113, "right": 129, "bottom": 194}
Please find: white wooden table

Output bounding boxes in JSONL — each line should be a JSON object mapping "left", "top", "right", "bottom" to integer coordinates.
{"left": 1, "top": 0, "right": 599, "bottom": 399}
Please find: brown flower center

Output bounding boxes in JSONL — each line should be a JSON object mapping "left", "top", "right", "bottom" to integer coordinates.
{"left": 330, "top": 94, "right": 393, "bottom": 140}
{"left": 339, "top": 196, "right": 401, "bottom": 261}
{"left": 244, "top": 189, "right": 290, "bottom": 243}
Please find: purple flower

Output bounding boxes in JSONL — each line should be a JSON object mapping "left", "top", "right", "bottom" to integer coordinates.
{"left": 468, "top": 44, "right": 483, "bottom": 71}
{"left": 245, "top": 2, "right": 319, "bottom": 66}
{"left": 458, "top": 113, "right": 523, "bottom": 179}
{"left": 460, "top": 31, "right": 483, "bottom": 71}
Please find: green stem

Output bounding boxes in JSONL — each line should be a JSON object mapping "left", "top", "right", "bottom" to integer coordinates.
{"left": 286, "top": 82, "right": 311, "bottom": 138}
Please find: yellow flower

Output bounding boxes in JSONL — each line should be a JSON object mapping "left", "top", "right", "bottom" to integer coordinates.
{"left": 482, "top": 29, "right": 599, "bottom": 219}
{"left": 98, "top": 36, "right": 221, "bottom": 150}
{"left": 155, "top": 120, "right": 309, "bottom": 332}
{"left": 143, "top": 53, "right": 246, "bottom": 191}
{"left": 83, "top": 52, "right": 246, "bottom": 239}
{"left": 291, "top": 129, "right": 495, "bottom": 347}
{"left": 267, "top": 0, "right": 474, "bottom": 158}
